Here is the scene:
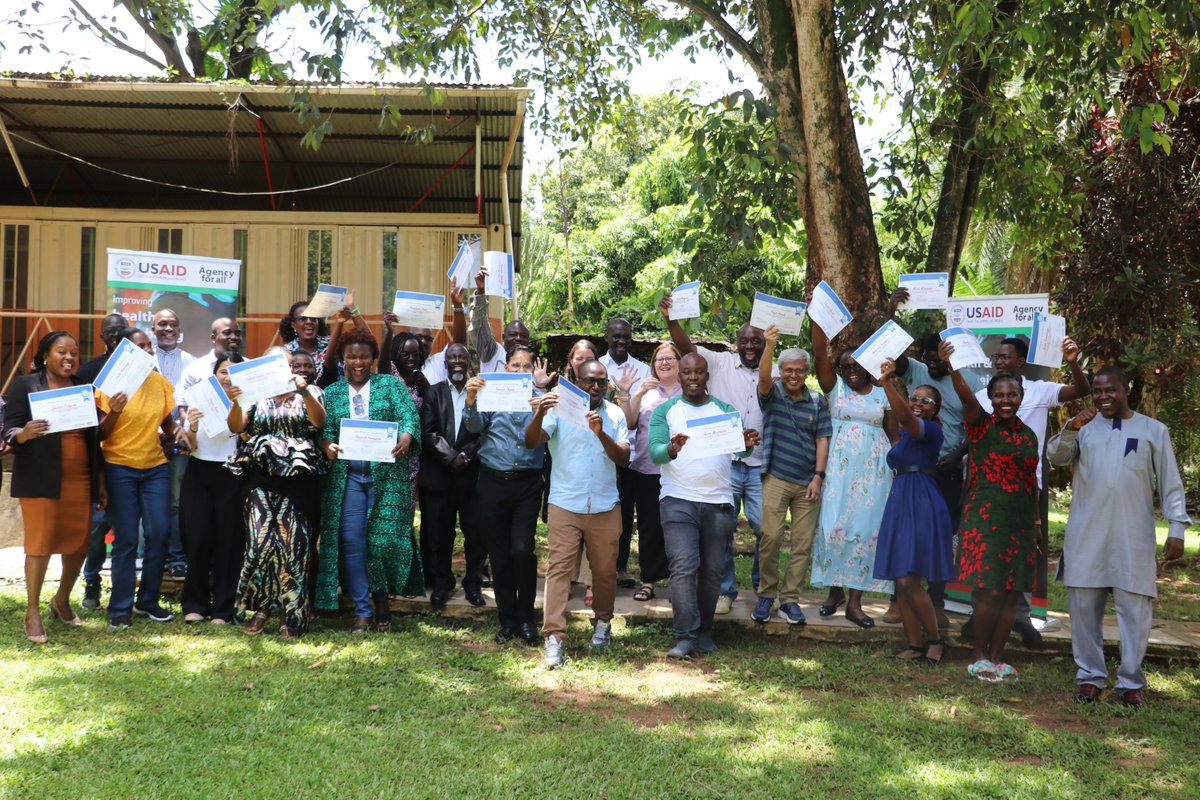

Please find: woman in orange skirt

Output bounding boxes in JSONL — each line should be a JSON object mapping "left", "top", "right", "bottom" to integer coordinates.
{"left": 5, "top": 331, "right": 105, "bottom": 643}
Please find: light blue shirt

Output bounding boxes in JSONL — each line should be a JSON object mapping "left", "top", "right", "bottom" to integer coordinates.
{"left": 541, "top": 399, "right": 629, "bottom": 514}
{"left": 465, "top": 401, "right": 545, "bottom": 472}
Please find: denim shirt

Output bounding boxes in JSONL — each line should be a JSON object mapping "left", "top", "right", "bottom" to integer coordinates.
{"left": 464, "top": 402, "right": 545, "bottom": 471}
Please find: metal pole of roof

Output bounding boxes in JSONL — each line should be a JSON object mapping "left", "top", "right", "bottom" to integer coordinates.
{"left": 0, "top": 112, "right": 37, "bottom": 205}
{"left": 498, "top": 100, "right": 525, "bottom": 320}
{"left": 474, "top": 109, "right": 482, "bottom": 225}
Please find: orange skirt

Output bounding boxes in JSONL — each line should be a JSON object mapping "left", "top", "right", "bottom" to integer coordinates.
{"left": 21, "top": 430, "right": 92, "bottom": 556}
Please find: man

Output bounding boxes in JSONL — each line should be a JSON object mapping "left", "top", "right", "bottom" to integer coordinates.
{"left": 600, "top": 317, "right": 651, "bottom": 589}
{"left": 525, "top": 359, "right": 630, "bottom": 668}
{"left": 175, "top": 317, "right": 243, "bottom": 404}
{"left": 649, "top": 353, "right": 760, "bottom": 659}
{"left": 79, "top": 313, "right": 128, "bottom": 608}
{"left": 659, "top": 295, "right": 777, "bottom": 614}
{"left": 973, "top": 334, "right": 1090, "bottom": 646}
{"left": 752, "top": 325, "right": 831, "bottom": 625}
{"left": 152, "top": 309, "right": 195, "bottom": 580}
{"left": 418, "top": 343, "right": 487, "bottom": 608}
{"left": 1047, "top": 366, "right": 1190, "bottom": 707}
{"left": 469, "top": 264, "right": 531, "bottom": 373}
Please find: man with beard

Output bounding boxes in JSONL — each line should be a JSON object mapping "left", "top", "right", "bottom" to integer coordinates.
{"left": 152, "top": 309, "right": 195, "bottom": 579}
{"left": 650, "top": 353, "right": 760, "bottom": 658}
{"left": 1048, "top": 366, "right": 1190, "bottom": 707}
{"left": 659, "top": 296, "right": 777, "bottom": 614}
{"left": 525, "top": 359, "right": 630, "bottom": 668}
{"left": 418, "top": 343, "right": 487, "bottom": 608}
{"left": 175, "top": 317, "right": 244, "bottom": 403}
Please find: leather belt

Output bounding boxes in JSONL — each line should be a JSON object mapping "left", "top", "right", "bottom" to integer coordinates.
{"left": 892, "top": 465, "right": 939, "bottom": 479}
{"left": 483, "top": 466, "right": 540, "bottom": 481}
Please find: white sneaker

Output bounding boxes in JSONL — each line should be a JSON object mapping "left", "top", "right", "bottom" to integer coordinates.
{"left": 715, "top": 595, "right": 734, "bottom": 615}
{"left": 590, "top": 621, "right": 612, "bottom": 649}
{"left": 544, "top": 635, "right": 565, "bottom": 669}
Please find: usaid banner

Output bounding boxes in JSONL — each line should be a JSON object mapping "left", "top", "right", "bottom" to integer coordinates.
{"left": 945, "top": 293, "right": 1049, "bottom": 336}
{"left": 107, "top": 248, "right": 242, "bottom": 358}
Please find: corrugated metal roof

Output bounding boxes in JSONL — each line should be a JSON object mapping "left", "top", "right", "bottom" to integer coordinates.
{"left": 0, "top": 77, "right": 528, "bottom": 261}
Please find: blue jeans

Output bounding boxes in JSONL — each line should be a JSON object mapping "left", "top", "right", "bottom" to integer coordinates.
{"left": 339, "top": 464, "right": 377, "bottom": 619}
{"left": 662, "top": 496, "right": 735, "bottom": 641}
{"left": 721, "top": 461, "right": 763, "bottom": 599}
{"left": 83, "top": 506, "right": 110, "bottom": 584}
{"left": 106, "top": 462, "right": 171, "bottom": 617}
{"left": 165, "top": 453, "right": 189, "bottom": 570}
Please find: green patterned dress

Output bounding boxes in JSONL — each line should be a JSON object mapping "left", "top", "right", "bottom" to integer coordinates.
{"left": 315, "top": 374, "right": 424, "bottom": 610}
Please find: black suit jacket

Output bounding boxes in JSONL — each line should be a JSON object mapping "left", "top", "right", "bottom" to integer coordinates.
{"left": 5, "top": 372, "right": 102, "bottom": 500}
{"left": 418, "top": 381, "right": 481, "bottom": 491}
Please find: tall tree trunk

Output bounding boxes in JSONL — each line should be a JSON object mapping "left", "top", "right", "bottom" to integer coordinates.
{"left": 791, "top": 0, "right": 887, "bottom": 340}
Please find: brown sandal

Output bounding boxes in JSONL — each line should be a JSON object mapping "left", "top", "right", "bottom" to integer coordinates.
{"left": 243, "top": 611, "right": 268, "bottom": 635}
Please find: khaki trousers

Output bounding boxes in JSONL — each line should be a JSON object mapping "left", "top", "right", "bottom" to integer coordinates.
{"left": 759, "top": 473, "right": 821, "bottom": 604}
{"left": 543, "top": 504, "right": 621, "bottom": 640}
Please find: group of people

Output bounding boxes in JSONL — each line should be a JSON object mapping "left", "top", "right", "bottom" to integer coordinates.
{"left": 4, "top": 273, "right": 1189, "bottom": 707}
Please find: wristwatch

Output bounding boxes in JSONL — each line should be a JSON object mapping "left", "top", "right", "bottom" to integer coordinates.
{"left": 814, "top": 470, "right": 826, "bottom": 479}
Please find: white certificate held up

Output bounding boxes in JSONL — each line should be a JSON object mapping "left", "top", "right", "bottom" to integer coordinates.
{"left": 683, "top": 411, "right": 746, "bottom": 459}
{"left": 476, "top": 372, "right": 533, "bottom": 413}
{"left": 749, "top": 292, "right": 807, "bottom": 336}
{"left": 392, "top": 291, "right": 446, "bottom": 329}
{"left": 808, "top": 281, "right": 854, "bottom": 339}
{"left": 1028, "top": 312, "right": 1066, "bottom": 367}
{"left": 554, "top": 379, "right": 591, "bottom": 428}
{"left": 303, "top": 283, "right": 349, "bottom": 318}
{"left": 227, "top": 352, "right": 295, "bottom": 408}
{"left": 851, "top": 320, "right": 915, "bottom": 380}
{"left": 897, "top": 273, "right": 950, "bottom": 310}
{"left": 93, "top": 337, "right": 157, "bottom": 400}
{"left": 483, "top": 251, "right": 513, "bottom": 299}
{"left": 28, "top": 384, "right": 99, "bottom": 433}
{"left": 338, "top": 419, "right": 399, "bottom": 463}
{"left": 183, "top": 375, "right": 233, "bottom": 439}
{"left": 669, "top": 281, "right": 701, "bottom": 321}
{"left": 938, "top": 327, "right": 991, "bottom": 371}
{"left": 446, "top": 240, "right": 478, "bottom": 288}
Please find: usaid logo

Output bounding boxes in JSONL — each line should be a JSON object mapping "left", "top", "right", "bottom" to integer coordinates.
{"left": 948, "top": 304, "right": 965, "bottom": 326}
{"left": 114, "top": 258, "right": 136, "bottom": 279}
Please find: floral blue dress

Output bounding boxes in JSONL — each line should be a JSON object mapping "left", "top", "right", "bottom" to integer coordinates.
{"left": 811, "top": 378, "right": 893, "bottom": 593}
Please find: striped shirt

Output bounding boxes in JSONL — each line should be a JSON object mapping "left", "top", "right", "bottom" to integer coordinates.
{"left": 757, "top": 382, "right": 832, "bottom": 485}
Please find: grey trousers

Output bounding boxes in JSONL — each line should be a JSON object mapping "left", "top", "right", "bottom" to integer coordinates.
{"left": 1067, "top": 586, "right": 1153, "bottom": 691}
{"left": 662, "top": 497, "right": 735, "bottom": 642}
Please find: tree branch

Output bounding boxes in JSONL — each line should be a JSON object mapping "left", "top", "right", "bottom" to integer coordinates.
{"left": 669, "top": 0, "right": 767, "bottom": 84}
{"left": 68, "top": 0, "right": 167, "bottom": 72}
{"left": 117, "top": 0, "right": 192, "bottom": 77}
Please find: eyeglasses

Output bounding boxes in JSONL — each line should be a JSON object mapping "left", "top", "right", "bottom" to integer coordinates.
{"left": 653, "top": 356, "right": 677, "bottom": 364}
{"left": 838, "top": 363, "right": 865, "bottom": 372}
{"left": 298, "top": 316, "right": 320, "bottom": 324}
{"left": 909, "top": 396, "right": 937, "bottom": 406}
{"left": 352, "top": 393, "right": 366, "bottom": 416}
{"left": 578, "top": 377, "right": 610, "bottom": 387}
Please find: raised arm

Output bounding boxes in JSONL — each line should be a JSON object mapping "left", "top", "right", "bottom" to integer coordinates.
{"left": 759, "top": 324, "right": 779, "bottom": 398}
{"left": 470, "top": 268, "right": 499, "bottom": 366}
{"left": 1057, "top": 337, "right": 1092, "bottom": 403}
{"left": 811, "top": 321, "right": 836, "bottom": 393}
{"left": 938, "top": 339, "right": 985, "bottom": 424}
{"left": 449, "top": 281, "right": 467, "bottom": 345}
{"left": 878, "top": 359, "right": 919, "bottom": 440}
{"left": 657, "top": 295, "right": 696, "bottom": 356}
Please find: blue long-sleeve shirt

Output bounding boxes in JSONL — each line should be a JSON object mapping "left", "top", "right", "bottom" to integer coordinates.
{"left": 465, "top": 401, "right": 545, "bottom": 471}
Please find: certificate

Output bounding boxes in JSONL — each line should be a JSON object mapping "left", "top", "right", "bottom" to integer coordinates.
{"left": 897, "top": 273, "right": 950, "bottom": 310}
{"left": 227, "top": 352, "right": 295, "bottom": 408}
{"left": 669, "top": 281, "right": 701, "bottom": 321}
{"left": 682, "top": 411, "right": 745, "bottom": 459}
{"left": 851, "top": 320, "right": 915, "bottom": 380}
{"left": 392, "top": 291, "right": 446, "bottom": 329}
{"left": 938, "top": 327, "right": 991, "bottom": 371}
{"left": 93, "top": 337, "right": 156, "bottom": 399}
{"left": 338, "top": 419, "right": 399, "bottom": 463}
{"left": 483, "top": 251, "right": 513, "bottom": 299}
{"left": 808, "top": 281, "right": 854, "bottom": 339}
{"left": 476, "top": 372, "right": 533, "bottom": 413}
{"left": 749, "top": 292, "right": 807, "bottom": 336}
{"left": 28, "top": 384, "right": 99, "bottom": 433}
{"left": 446, "top": 240, "right": 478, "bottom": 288}
{"left": 554, "top": 379, "right": 591, "bottom": 428}
{"left": 182, "top": 375, "right": 233, "bottom": 439}
{"left": 1028, "top": 312, "right": 1066, "bottom": 367}
{"left": 303, "top": 283, "right": 349, "bottom": 318}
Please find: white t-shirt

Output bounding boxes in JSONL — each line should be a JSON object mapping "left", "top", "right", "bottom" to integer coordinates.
{"left": 422, "top": 350, "right": 447, "bottom": 385}
{"left": 348, "top": 381, "right": 372, "bottom": 420}
{"left": 976, "top": 377, "right": 1062, "bottom": 488}
{"left": 695, "top": 348, "right": 777, "bottom": 467}
{"left": 192, "top": 423, "right": 237, "bottom": 463}
{"left": 657, "top": 395, "right": 742, "bottom": 505}
{"left": 175, "top": 350, "right": 219, "bottom": 407}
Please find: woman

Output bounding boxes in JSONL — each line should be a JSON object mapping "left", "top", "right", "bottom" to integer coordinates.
{"left": 614, "top": 342, "right": 680, "bottom": 601}
{"left": 390, "top": 331, "right": 430, "bottom": 504}
{"left": 97, "top": 328, "right": 178, "bottom": 629}
{"left": 281, "top": 301, "right": 331, "bottom": 376}
{"left": 316, "top": 296, "right": 373, "bottom": 388}
{"left": 810, "top": 322, "right": 897, "bottom": 627}
{"left": 315, "top": 328, "right": 423, "bottom": 633}
{"left": 226, "top": 348, "right": 327, "bottom": 638}
{"left": 179, "top": 353, "right": 245, "bottom": 624}
{"left": 873, "top": 359, "right": 955, "bottom": 664}
{"left": 941, "top": 339, "right": 1039, "bottom": 682}
{"left": 5, "top": 332, "right": 104, "bottom": 643}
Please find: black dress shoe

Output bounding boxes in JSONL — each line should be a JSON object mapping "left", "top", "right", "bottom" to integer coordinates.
{"left": 1012, "top": 615, "right": 1044, "bottom": 648}
{"left": 845, "top": 611, "right": 875, "bottom": 629}
{"left": 430, "top": 589, "right": 449, "bottom": 607}
{"left": 481, "top": 573, "right": 493, "bottom": 588}
{"left": 494, "top": 626, "right": 518, "bottom": 644}
{"left": 518, "top": 621, "right": 539, "bottom": 644}
{"left": 464, "top": 587, "right": 487, "bottom": 607}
